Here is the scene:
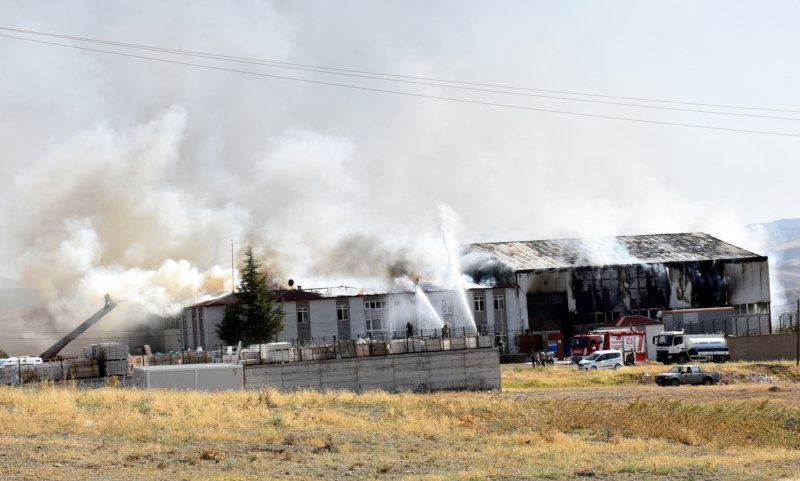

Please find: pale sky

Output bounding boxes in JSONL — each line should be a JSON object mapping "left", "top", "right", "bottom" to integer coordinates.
{"left": 1, "top": 1, "right": 798, "bottom": 318}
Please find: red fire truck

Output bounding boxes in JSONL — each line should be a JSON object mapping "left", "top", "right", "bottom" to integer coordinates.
{"left": 569, "top": 329, "right": 647, "bottom": 365}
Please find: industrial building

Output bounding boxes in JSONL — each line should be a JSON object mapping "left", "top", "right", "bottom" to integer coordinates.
{"left": 165, "top": 232, "right": 771, "bottom": 355}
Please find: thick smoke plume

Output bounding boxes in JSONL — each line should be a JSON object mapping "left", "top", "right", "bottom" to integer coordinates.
{"left": 0, "top": 3, "right": 794, "bottom": 354}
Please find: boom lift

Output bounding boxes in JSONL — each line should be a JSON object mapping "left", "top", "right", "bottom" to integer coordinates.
{"left": 40, "top": 297, "right": 117, "bottom": 360}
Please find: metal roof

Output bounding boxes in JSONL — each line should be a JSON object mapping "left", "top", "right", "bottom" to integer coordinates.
{"left": 190, "top": 289, "right": 324, "bottom": 308}
{"left": 470, "top": 233, "right": 765, "bottom": 272}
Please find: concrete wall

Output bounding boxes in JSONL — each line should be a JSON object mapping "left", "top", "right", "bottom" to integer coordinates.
{"left": 728, "top": 333, "right": 800, "bottom": 361}
{"left": 243, "top": 348, "right": 501, "bottom": 392}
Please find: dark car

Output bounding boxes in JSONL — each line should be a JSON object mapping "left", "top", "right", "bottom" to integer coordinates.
{"left": 655, "top": 364, "right": 720, "bottom": 386}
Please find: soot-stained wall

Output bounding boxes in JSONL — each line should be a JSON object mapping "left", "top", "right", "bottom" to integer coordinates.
{"left": 513, "top": 258, "right": 770, "bottom": 332}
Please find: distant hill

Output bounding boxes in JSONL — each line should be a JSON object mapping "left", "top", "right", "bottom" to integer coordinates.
{"left": 749, "top": 218, "right": 800, "bottom": 303}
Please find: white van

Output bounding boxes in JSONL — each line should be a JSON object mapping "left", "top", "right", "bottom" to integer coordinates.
{"left": 0, "top": 357, "right": 43, "bottom": 368}
{"left": 578, "top": 350, "right": 623, "bottom": 370}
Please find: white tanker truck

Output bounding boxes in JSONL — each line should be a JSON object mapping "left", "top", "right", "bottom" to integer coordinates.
{"left": 653, "top": 331, "right": 730, "bottom": 364}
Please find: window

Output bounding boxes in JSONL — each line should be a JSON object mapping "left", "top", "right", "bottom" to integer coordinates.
{"left": 493, "top": 295, "right": 505, "bottom": 311}
{"left": 474, "top": 296, "right": 485, "bottom": 312}
{"left": 337, "top": 304, "right": 349, "bottom": 321}
{"left": 296, "top": 307, "right": 309, "bottom": 323}
{"left": 364, "top": 299, "right": 387, "bottom": 337}
{"left": 733, "top": 303, "right": 770, "bottom": 315}
{"left": 441, "top": 298, "right": 454, "bottom": 315}
{"left": 365, "top": 318, "right": 384, "bottom": 333}
{"left": 441, "top": 298, "right": 454, "bottom": 324}
{"left": 364, "top": 300, "right": 386, "bottom": 310}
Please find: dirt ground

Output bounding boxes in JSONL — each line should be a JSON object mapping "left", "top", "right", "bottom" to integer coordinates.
{"left": 515, "top": 382, "right": 800, "bottom": 404}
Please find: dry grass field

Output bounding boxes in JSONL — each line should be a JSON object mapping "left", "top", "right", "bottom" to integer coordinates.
{"left": 1, "top": 361, "right": 799, "bottom": 480}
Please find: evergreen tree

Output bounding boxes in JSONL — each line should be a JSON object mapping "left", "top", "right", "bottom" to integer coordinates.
{"left": 216, "top": 247, "right": 284, "bottom": 345}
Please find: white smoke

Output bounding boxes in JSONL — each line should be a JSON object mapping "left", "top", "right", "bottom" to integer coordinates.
{"left": 1, "top": 3, "right": 797, "bottom": 351}
{"left": 4, "top": 107, "right": 242, "bottom": 331}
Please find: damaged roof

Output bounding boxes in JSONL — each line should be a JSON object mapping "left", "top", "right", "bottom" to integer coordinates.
{"left": 191, "top": 288, "right": 324, "bottom": 307}
{"left": 470, "top": 232, "right": 766, "bottom": 272}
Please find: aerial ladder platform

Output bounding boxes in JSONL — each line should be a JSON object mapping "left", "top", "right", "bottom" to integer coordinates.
{"left": 40, "top": 298, "right": 117, "bottom": 360}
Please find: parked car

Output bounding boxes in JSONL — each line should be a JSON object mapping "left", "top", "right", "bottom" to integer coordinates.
{"left": 578, "top": 349, "right": 623, "bottom": 370}
{"left": 655, "top": 364, "right": 720, "bottom": 386}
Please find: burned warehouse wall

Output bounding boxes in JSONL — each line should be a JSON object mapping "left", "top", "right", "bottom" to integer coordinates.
{"left": 468, "top": 233, "right": 771, "bottom": 337}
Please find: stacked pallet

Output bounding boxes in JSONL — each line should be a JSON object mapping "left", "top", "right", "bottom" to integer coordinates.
{"left": 0, "top": 366, "right": 18, "bottom": 385}
{"left": 425, "top": 338, "right": 442, "bottom": 352}
{"left": 131, "top": 355, "right": 150, "bottom": 367}
{"left": 98, "top": 342, "right": 130, "bottom": 376}
{"left": 355, "top": 343, "right": 370, "bottom": 357}
{"left": 98, "top": 342, "right": 128, "bottom": 360}
{"left": 183, "top": 351, "right": 211, "bottom": 364}
{"left": 149, "top": 353, "right": 180, "bottom": 365}
{"left": 240, "top": 351, "right": 261, "bottom": 366}
{"left": 370, "top": 342, "right": 389, "bottom": 356}
{"left": 69, "top": 359, "right": 100, "bottom": 379}
{"left": 337, "top": 340, "right": 356, "bottom": 359}
{"left": 35, "top": 363, "right": 65, "bottom": 381}
{"left": 312, "top": 346, "right": 335, "bottom": 360}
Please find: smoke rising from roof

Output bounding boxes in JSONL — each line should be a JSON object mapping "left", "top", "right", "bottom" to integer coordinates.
{"left": 0, "top": 2, "right": 793, "bottom": 349}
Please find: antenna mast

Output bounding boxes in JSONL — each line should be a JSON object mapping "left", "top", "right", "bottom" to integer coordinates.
{"left": 231, "top": 239, "right": 235, "bottom": 293}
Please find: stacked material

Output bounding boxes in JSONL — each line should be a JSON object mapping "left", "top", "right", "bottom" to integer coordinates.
{"left": 183, "top": 351, "right": 211, "bottom": 364}
{"left": 425, "top": 338, "right": 442, "bottom": 352}
{"left": 449, "top": 337, "right": 467, "bottom": 350}
{"left": 98, "top": 342, "right": 129, "bottom": 361}
{"left": 222, "top": 353, "right": 238, "bottom": 364}
{"left": 240, "top": 351, "right": 261, "bottom": 366}
{"left": 35, "top": 363, "right": 65, "bottom": 381}
{"left": 355, "top": 343, "right": 370, "bottom": 357}
{"left": 337, "top": 340, "right": 356, "bottom": 359}
{"left": 389, "top": 339, "right": 408, "bottom": 354}
{"left": 69, "top": 359, "right": 100, "bottom": 379}
{"left": 312, "top": 346, "right": 335, "bottom": 361}
{"left": 390, "top": 339, "right": 426, "bottom": 354}
{"left": 370, "top": 342, "right": 389, "bottom": 356}
{"left": 103, "top": 360, "right": 129, "bottom": 376}
{"left": 0, "top": 366, "right": 18, "bottom": 385}
{"left": 131, "top": 356, "right": 150, "bottom": 367}
{"left": 478, "top": 335, "right": 494, "bottom": 348}
{"left": 149, "top": 354, "right": 181, "bottom": 365}
{"left": 98, "top": 342, "right": 130, "bottom": 376}
{"left": 298, "top": 347, "right": 313, "bottom": 361}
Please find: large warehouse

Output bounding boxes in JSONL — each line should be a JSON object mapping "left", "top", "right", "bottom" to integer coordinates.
{"left": 165, "top": 232, "right": 771, "bottom": 355}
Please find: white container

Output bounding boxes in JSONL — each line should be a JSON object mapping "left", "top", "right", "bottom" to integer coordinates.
{"left": 132, "top": 364, "right": 243, "bottom": 391}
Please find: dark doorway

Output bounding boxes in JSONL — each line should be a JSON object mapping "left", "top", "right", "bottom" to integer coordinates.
{"left": 527, "top": 292, "right": 568, "bottom": 332}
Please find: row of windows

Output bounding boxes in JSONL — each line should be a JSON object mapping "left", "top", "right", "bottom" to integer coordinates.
{"left": 297, "top": 295, "right": 507, "bottom": 323}
{"left": 474, "top": 295, "right": 505, "bottom": 312}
